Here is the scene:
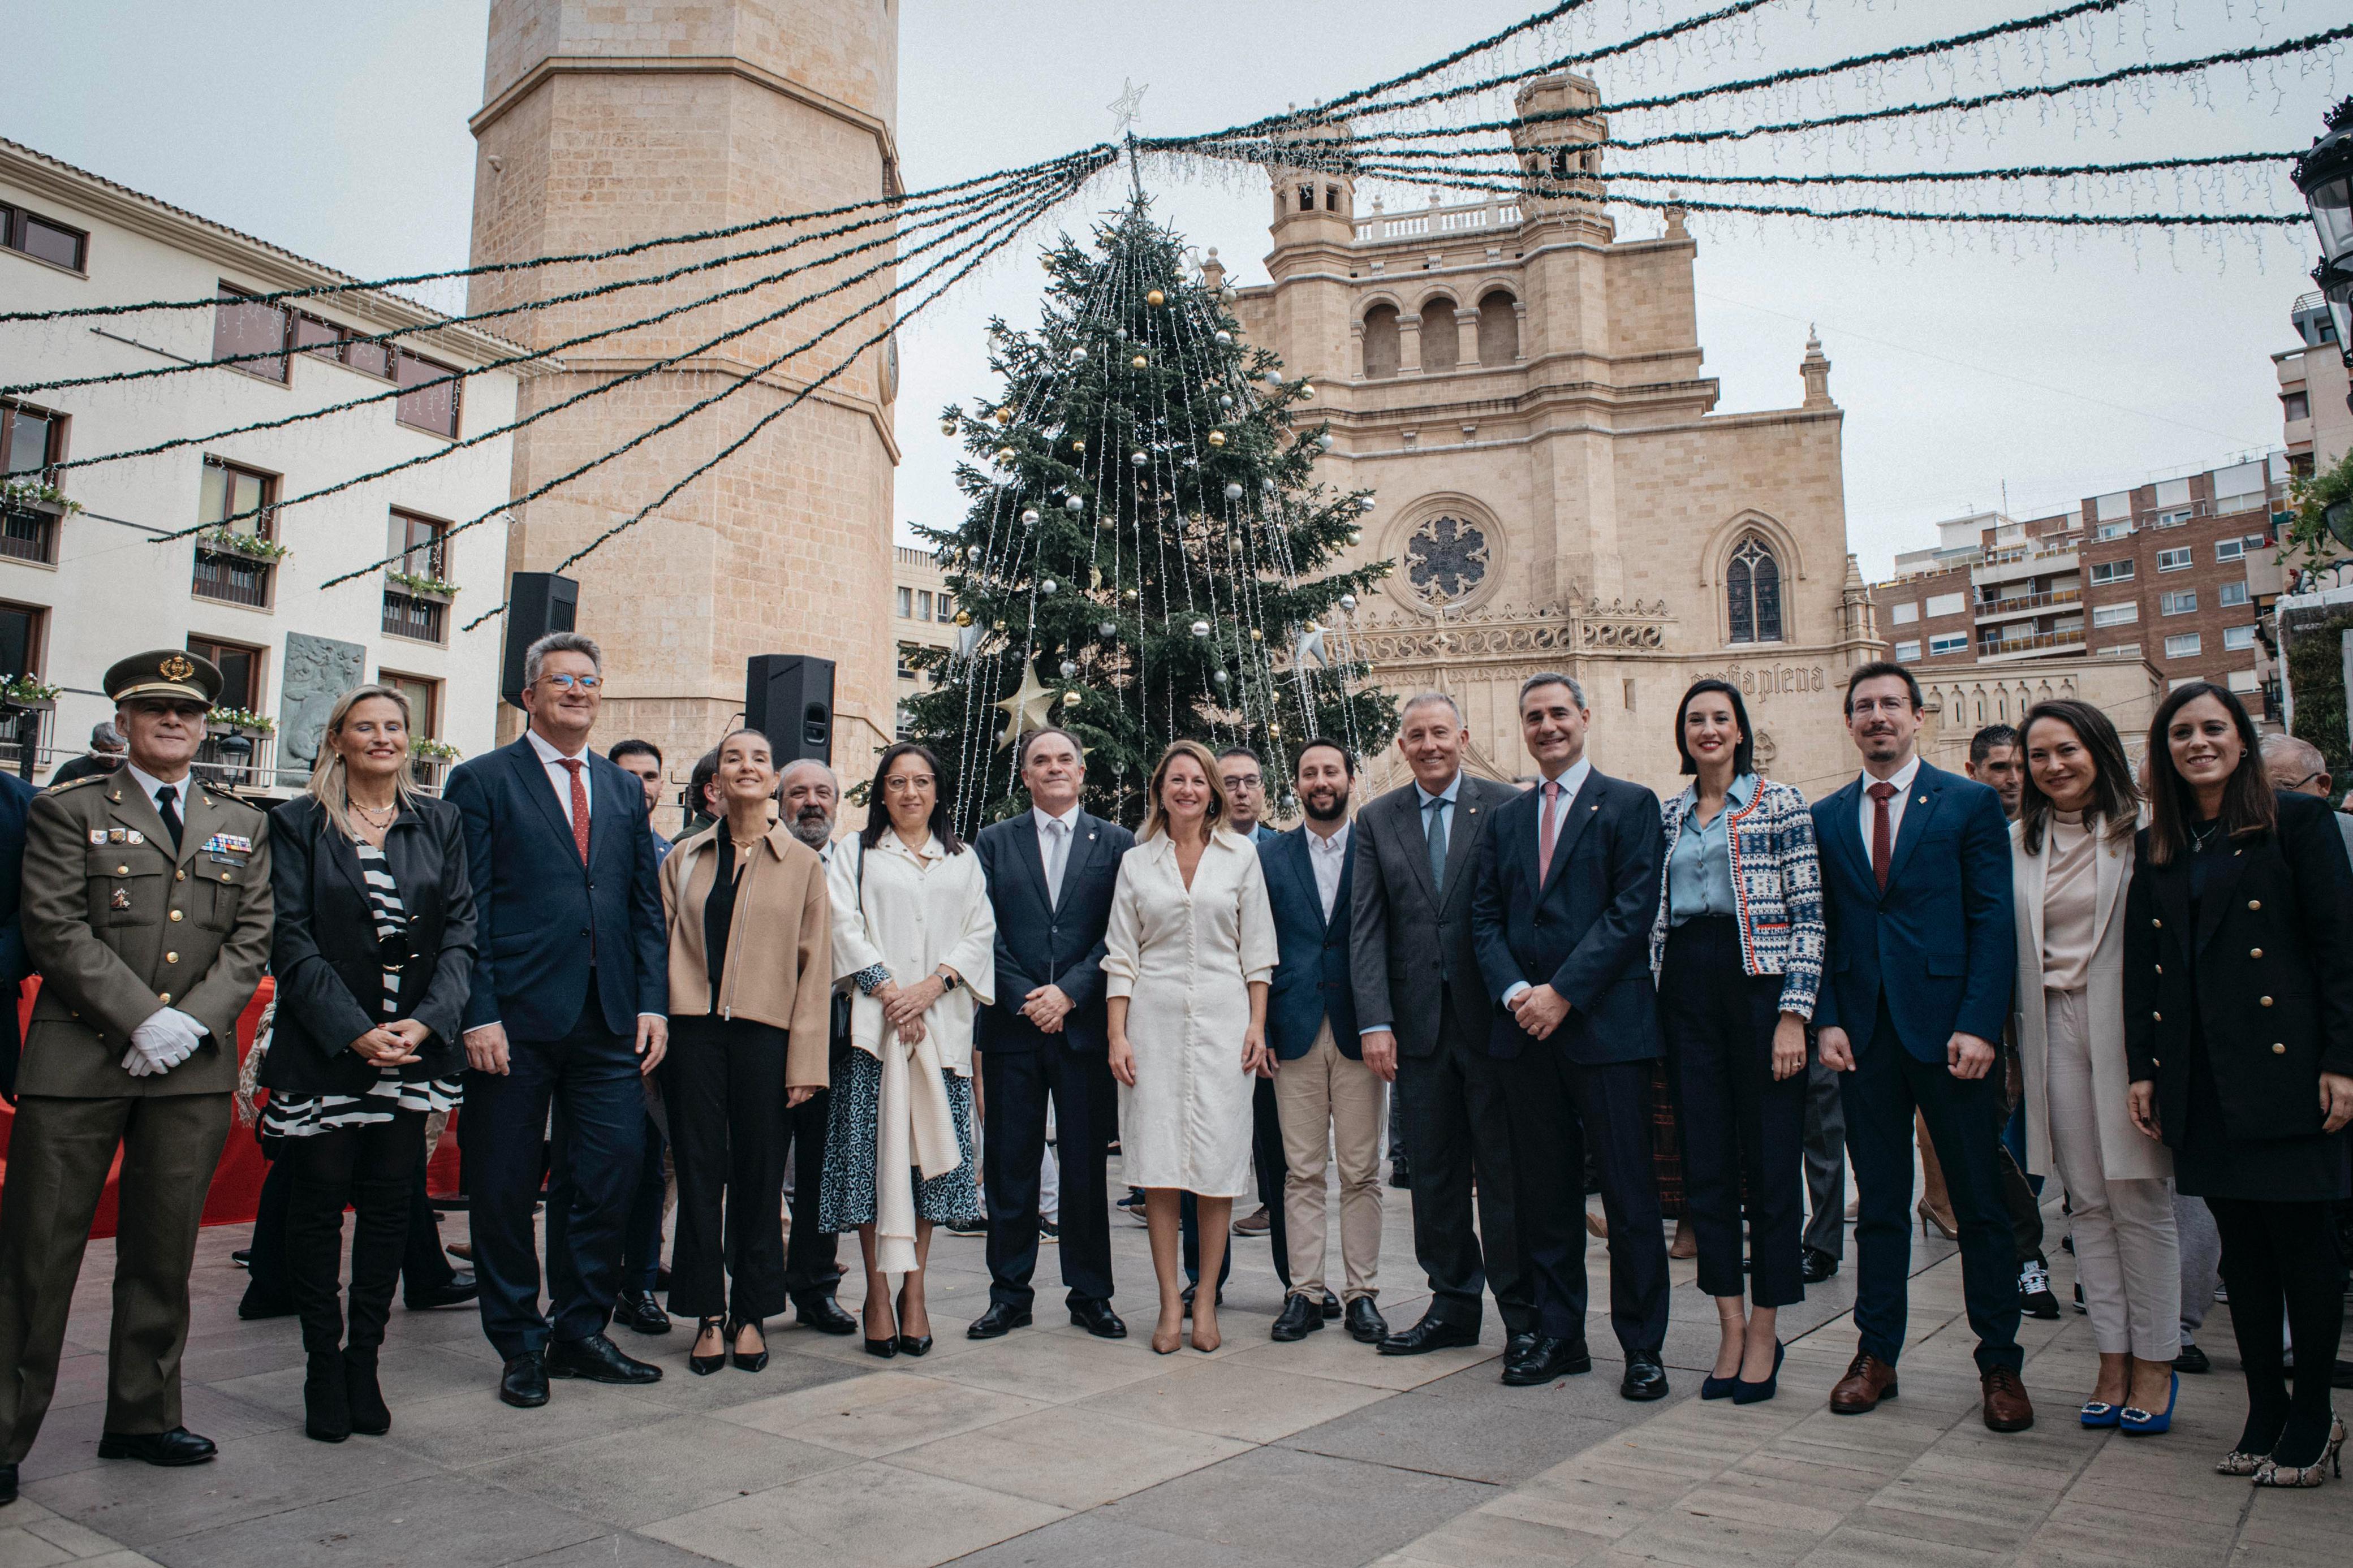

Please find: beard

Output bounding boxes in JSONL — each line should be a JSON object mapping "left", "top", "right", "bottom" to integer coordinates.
{"left": 1302, "top": 789, "right": 1348, "bottom": 823}
{"left": 790, "top": 808, "right": 833, "bottom": 849}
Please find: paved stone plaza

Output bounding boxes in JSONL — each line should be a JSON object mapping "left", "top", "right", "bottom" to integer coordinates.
{"left": 5, "top": 1176, "right": 2346, "bottom": 1567}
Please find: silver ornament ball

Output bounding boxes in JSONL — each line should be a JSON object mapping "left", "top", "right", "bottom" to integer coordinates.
{"left": 1040, "top": 580, "right": 1058, "bottom": 595}
{"left": 1190, "top": 620, "right": 1211, "bottom": 638}
{"left": 1059, "top": 660, "right": 1078, "bottom": 678}
{"left": 1064, "top": 495, "right": 1085, "bottom": 513}
{"left": 1212, "top": 669, "right": 1230, "bottom": 686}
{"left": 1338, "top": 593, "right": 1358, "bottom": 612}
{"left": 1020, "top": 509, "right": 1040, "bottom": 528}
{"left": 1098, "top": 620, "right": 1118, "bottom": 638}
{"left": 1130, "top": 451, "right": 1149, "bottom": 468}
{"left": 1223, "top": 482, "right": 1245, "bottom": 501}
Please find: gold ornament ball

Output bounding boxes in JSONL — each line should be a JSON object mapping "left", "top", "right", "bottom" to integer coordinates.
{"left": 1061, "top": 690, "right": 1083, "bottom": 708}
{"left": 1122, "top": 588, "right": 1139, "bottom": 603}
{"left": 1071, "top": 438, "right": 1086, "bottom": 453}
{"left": 997, "top": 447, "right": 1016, "bottom": 463}
{"left": 1131, "top": 354, "right": 1148, "bottom": 369}
{"left": 1299, "top": 384, "right": 1315, "bottom": 400}
{"left": 1249, "top": 627, "right": 1264, "bottom": 642}
{"left": 1146, "top": 288, "right": 1166, "bottom": 306}
{"left": 994, "top": 407, "right": 1013, "bottom": 426}
{"left": 993, "top": 619, "right": 1007, "bottom": 632}
{"left": 939, "top": 420, "right": 956, "bottom": 437}
{"left": 954, "top": 610, "right": 973, "bottom": 627}
{"left": 1206, "top": 430, "right": 1226, "bottom": 448}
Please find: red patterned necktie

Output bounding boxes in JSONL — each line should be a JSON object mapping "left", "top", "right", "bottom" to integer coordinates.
{"left": 560, "top": 758, "right": 591, "bottom": 865}
{"left": 1868, "top": 780, "right": 1897, "bottom": 892}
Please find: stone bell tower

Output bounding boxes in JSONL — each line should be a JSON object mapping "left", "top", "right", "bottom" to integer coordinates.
{"left": 467, "top": 0, "right": 902, "bottom": 800}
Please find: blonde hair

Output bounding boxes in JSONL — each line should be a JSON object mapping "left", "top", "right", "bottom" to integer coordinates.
{"left": 308, "top": 684, "right": 423, "bottom": 840}
{"left": 1140, "top": 738, "right": 1232, "bottom": 843}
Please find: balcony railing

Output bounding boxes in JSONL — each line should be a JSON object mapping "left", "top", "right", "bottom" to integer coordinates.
{"left": 0, "top": 704, "right": 52, "bottom": 780}
{"left": 1977, "top": 628, "right": 2087, "bottom": 658}
{"left": 0, "top": 503, "right": 60, "bottom": 565}
{"left": 382, "top": 589, "right": 447, "bottom": 643}
{"left": 193, "top": 548, "right": 272, "bottom": 607}
{"left": 1975, "top": 588, "right": 2082, "bottom": 620}
{"left": 192, "top": 729, "right": 276, "bottom": 791}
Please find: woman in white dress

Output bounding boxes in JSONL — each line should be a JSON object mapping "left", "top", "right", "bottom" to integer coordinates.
{"left": 1104, "top": 740, "right": 1277, "bottom": 1354}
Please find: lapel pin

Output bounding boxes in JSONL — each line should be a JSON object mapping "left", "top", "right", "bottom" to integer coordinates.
{"left": 1917, "top": 796, "right": 1927, "bottom": 805}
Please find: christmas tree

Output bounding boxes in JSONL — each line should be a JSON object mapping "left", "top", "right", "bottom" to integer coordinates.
{"left": 903, "top": 197, "right": 1397, "bottom": 831}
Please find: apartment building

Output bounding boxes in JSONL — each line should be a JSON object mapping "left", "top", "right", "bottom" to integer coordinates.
{"left": 1871, "top": 453, "right": 2291, "bottom": 710}
{"left": 891, "top": 543, "right": 955, "bottom": 738}
{"left": 2278, "top": 290, "right": 2352, "bottom": 478}
{"left": 0, "top": 136, "right": 531, "bottom": 789}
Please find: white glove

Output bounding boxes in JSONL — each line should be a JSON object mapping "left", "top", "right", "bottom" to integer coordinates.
{"left": 128, "top": 1008, "right": 209, "bottom": 1077}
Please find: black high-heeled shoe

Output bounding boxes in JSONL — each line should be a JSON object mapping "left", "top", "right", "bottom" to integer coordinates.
{"left": 897, "top": 1331, "right": 934, "bottom": 1357}
{"left": 688, "top": 1316, "right": 728, "bottom": 1376}
{"left": 731, "top": 1318, "right": 769, "bottom": 1373}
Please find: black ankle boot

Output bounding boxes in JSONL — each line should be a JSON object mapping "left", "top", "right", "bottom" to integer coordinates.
{"left": 304, "top": 1351, "right": 352, "bottom": 1443}
{"left": 344, "top": 1346, "right": 390, "bottom": 1435}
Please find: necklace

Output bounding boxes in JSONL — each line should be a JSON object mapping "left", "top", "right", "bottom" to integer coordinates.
{"left": 2188, "top": 818, "right": 2225, "bottom": 852}
{"left": 350, "top": 796, "right": 398, "bottom": 827}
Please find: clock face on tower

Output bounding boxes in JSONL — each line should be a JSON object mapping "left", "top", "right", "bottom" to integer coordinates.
{"left": 1405, "top": 515, "right": 1489, "bottom": 607}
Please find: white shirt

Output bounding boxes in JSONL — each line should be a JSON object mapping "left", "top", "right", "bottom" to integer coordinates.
{"left": 122, "top": 761, "right": 195, "bottom": 824}
{"left": 1304, "top": 819, "right": 1351, "bottom": 922}
{"left": 1855, "top": 754, "right": 1924, "bottom": 860}
{"left": 1501, "top": 755, "right": 1594, "bottom": 1005}
{"left": 1032, "top": 801, "right": 1083, "bottom": 909}
{"left": 527, "top": 725, "right": 592, "bottom": 827}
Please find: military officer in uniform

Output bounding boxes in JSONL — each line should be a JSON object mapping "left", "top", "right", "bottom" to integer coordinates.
{"left": 0, "top": 650, "right": 272, "bottom": 1504}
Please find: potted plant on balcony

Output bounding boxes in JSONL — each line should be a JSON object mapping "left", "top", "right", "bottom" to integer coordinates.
{"left": 193, "top": 526, "right": 291, "bottom": 563}
{"left": 207, "top": 707, "right": 275, "bottom": 738}
{"left": 0, "top": 673, "right": 60, "bottom": 712}
{"left": 408, "top": 736, "right": 462, "bottom": 764}
{"left": 0, "top": 478, "right": 81, "bottom": 517}
{"left": 386, "top": 569, "right": 460, "bottom": 603}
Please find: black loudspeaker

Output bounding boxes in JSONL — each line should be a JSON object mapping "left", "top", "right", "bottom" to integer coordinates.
{"left": 745, "top": 655, "right": 834, "bottom": 765}
{"left": 501, "top": 572, "right": 579, "bottom": 710}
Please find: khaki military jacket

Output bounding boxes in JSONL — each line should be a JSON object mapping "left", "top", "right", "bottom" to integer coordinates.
{"left": 19, "top": 773, "right": 273, "bottom": 1096}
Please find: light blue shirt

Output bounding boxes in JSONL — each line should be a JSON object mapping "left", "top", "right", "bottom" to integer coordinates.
{"left": 1668, "top": 772, "right": 1755, "bottom": 926}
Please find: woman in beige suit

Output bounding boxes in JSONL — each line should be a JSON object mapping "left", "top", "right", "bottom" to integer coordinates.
{"left": 2011, "top": 699, "right": 2178, "bottom": 1434}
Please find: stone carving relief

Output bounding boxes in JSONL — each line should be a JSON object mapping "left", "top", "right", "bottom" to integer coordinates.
{"left": 1403, "top": 515, "right": 1489, "bottom": 607}
{"left": 279, "top": 632, "right": 367, "bottom": 786}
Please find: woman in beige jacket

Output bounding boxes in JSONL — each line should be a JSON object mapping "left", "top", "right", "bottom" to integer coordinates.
{"left": 658, "top": 729, "right": 833, "bottom": 1376}
{"left": 2009, "top": 699, "right": 2177, "bottom": 1432}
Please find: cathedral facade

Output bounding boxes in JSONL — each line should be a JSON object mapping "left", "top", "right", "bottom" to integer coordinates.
{"left": 1226, "top": 75, "right": 1881, "bottom": 799}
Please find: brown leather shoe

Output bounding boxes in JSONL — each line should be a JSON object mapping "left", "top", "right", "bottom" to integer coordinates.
{"left": 1829, "top": 1351, "right": 1899, "bottom": 1414}
{"left": 1981, "top": 1367, "right": 2035, "bottom": 1432}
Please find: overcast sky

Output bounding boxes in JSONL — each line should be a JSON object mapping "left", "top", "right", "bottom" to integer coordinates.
{"left": 5, "top": 0, "right": 2342, "bottom": 576}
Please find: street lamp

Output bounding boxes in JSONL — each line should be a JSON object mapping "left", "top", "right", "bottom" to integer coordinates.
{"left": 2292, "top": 97, "right": 2353, "bottom": 411}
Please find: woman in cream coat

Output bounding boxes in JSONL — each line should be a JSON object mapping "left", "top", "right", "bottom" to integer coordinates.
{"left": 1104, "top": 740, "right": 1277, "bottom": 1355}
{"left": 820, "top": 742, "right": 996, "bottom": 1359}
{"left": 2010, "top": 699, "right": 2178, "bottom": 1433}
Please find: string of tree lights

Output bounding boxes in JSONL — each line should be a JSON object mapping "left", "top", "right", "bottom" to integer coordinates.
{"left": 4, "top": 1, "right": 2335, "bottom": 615}
{"left": 899, "top": 200, "right": 1396, "bottom": 831}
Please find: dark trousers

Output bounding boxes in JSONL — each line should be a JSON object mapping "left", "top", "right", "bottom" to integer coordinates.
{"left": 247, "top": 1149, "right": 455, "bottom": 1305}
{"left": 1180, "top": 1075, "right": 1290, "bottom": 1292}
{"left": 1996, "top": 1144, "right": 2045, "bottom": 1268}
{"left": 661, "top": 1016, "right": 790, "bottom": 1322}
{"left": 1842, "top": 1003, "right": 2022, "bottom": 1375}
{"left": 620, "top": 1113, "right": 666, "bottom": 1294}
{"left": 782, "top": 1085, "right": 844, "bottom": 1302}
{"left": 1498, "top": 1045, "right": 1670, "bottom": 1351}
{"left": 1395, "top": 1003, "right": 1532, "bottom": 1335}
{"left": 2207, "top": 1197, "right": 2347, "bottom": 1449}
{"left": 983, "top": 1044, "right": 1117, "bottom": 1310}
{"left": 0, "top": 1092, "right": 230, "bottom": 1462}
{"left": 1800, "top": 1055, "right": 1847, "bottom": 1259}
{"left": 282, "top": 1114, "right": 425, "bottom": 1356}
{"left": 1660, "top": 918, "right": 1806, "bottom": 1308}
{"left": 466, "top": 1005, "right": 646, "bottom": 1358}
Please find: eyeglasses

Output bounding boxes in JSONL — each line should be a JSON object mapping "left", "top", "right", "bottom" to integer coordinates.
{"left": 2289, "top": 770, "right": 2327, "bottom": 791}
{"left": 539, "top": 673, "right": 602, "bottom": 692}
{"left": 1849, "top": 698, "right": 1913, "bottom": 716}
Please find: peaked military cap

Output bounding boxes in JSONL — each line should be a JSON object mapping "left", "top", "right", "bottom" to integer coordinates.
{"left": 104, "top": 649, "right": 223, "bottom": 708}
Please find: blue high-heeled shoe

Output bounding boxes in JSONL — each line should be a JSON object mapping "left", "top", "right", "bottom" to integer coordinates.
{"left": 2080, "top": 1400, "right": 2121, "bottom": 1429}
{"left": 1701, "top": 1372, "right": 1739, "bottom": 1401}
{"left": 2120, "top": 1373, "right": 2178, "bottom": 1436}
{"left": 1731, "top": 1340, "right": 1785, "bottom": 1405}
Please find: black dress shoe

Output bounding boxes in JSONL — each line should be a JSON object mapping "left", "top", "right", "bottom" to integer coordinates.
{"left": 966, "top": 1303, "right": 1032, "bottom": 1340}
{"left": 1271, "top": 1294, "right": 1325, "bottom": 1342}
{"left": 546, "top": 1332, "right": 662, "bottom": 1385}
{"left": 795, "top": 1295, "right": 859, "bottom": 1336}
{"left": 1500, "top": 1336, "right": 1592, "bottom": 1386}
{"left": 230, "top": 1247, "right": 252, "bottom": 1267}
{"left": 1621, "top": 1350, "right": 1670, "bottom": 1401}
{"left": 500, "top": 1351, "right": 550, "bottom": 1407}
{"left": 1320, "top": 1290, "right": 1342, "bottom": 1320}
{"left": 1069, "top": 1299, "right": 1128, "bottom": 1339}
{"left": 2175, "top": 1340, "right": 2211, "bottom": 1374}
{"left": 0, "top": 1461, "right": 15, "bottom": 1506}
{"left": 1179, "top": 1283, "right": 1223, "bottom": 1317}
{"left": 1389, "top": 1160, "right": 1412, "bottom": 1190}
{"left": 610, "top": 1289, "right": 670, "bottom": 1335}
{"left": 1800, "top": 1247, "right": 1839, "bottom": 1285}
{"left": 406, "top": 1272, "right": 480, "bottom": 1312}
{"left": 1346, "top": 1298, "right": 1389, "bottom": 1344}
{"left": 1378, "top": 1315, "right": 1481, "bottom": 1357}
{"left": 97, "top": 1427, "right": 217, "bottom": 1466}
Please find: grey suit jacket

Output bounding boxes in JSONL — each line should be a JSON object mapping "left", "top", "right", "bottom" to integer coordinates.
{"left": 1348, "top": 772, "right": 1516, "bottom": 1058}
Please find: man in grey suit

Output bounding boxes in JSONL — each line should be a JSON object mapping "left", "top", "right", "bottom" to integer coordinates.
{"left": 1351, "top": 693, "right": 1532, "bottom": 1356}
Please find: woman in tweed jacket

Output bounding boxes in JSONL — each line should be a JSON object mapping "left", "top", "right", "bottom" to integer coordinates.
{"left": 1650, "top": 679, "right": 1826, "bottom": 1403}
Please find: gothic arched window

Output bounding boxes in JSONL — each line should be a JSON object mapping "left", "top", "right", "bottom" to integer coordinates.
{"left": 1726, "top": 535, "right": 1784, "bottom": 644}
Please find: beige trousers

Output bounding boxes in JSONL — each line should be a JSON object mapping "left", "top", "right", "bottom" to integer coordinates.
{"left": 1273, "top": 1021, "right": 1386, "bottom": 1302}
{"left": 2044, "top": 988, "right": 2179, "bottom": 1360}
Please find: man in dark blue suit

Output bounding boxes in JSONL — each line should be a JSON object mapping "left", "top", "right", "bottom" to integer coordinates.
{"left": 1261, "top": 740, "right": 1387, "bottom": 1346}
{"left": 967, "top": 728, "right": 1133, "bottom": 1341}
{"left": 1810, "top": 662, "right": 2031, "bottom": 1432}
{"left": 1471, "top": 673, "right": 1671, "bottom": 1398}
{"left": 0, "top": 768, "right": 38, "bottom": 1104}
{"left": 446, "top": 633, "right": 669, "bottom": 1407}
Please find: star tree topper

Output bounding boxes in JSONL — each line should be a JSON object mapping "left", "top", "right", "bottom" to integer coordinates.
{"left": 994, "top": 664, "right": 1057, "bottom": 750}
{"left": 1106, "top": 79, "right": 1148, "bottom": 135}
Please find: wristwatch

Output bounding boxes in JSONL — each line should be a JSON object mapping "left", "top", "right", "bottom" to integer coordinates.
{"left": 936, "top": 969, "right": 960, "bottom": 992}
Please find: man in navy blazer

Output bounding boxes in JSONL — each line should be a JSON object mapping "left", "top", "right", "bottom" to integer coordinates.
{"left": 1471, "top": 673, "right": 1671, "bottom": 1399}
{"left": 446, "top": 633, "right": 669, "bottom": 1408}
{"left": 967, "top": 728, "right": 1134, "bottom": 1342}
{"left": 1810, "top": 662, "right": 2030, "bottom": 1432}
{"left": 1260, "top": 740, "right": 1387, "bottom": 1346}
